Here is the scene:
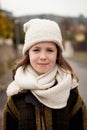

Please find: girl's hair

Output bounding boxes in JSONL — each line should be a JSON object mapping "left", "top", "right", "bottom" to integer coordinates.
{"left": 12, "top": 46, "right": 79, "bottom": 81}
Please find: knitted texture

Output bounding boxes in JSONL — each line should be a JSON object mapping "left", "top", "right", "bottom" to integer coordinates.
{"left": 23, "top": 18, "right": 63, "bottom": 55}
{"left": 6, "top": 65, "right": 78, "bottom": 109}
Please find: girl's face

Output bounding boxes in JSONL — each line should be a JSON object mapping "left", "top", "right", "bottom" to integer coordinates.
{"left": 29, "top": 42, "right": 57, "bottom": 75}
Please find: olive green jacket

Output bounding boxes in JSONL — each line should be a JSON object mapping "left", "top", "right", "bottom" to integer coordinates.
{"left": 2, "top": 88, "right": 87, "bottom": 130}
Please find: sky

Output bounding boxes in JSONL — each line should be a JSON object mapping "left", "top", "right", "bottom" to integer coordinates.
{"left": 1, "top": 0, "right": 87, "bottom": 17}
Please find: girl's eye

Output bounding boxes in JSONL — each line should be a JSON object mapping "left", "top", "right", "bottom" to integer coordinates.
{"left": 33, "top": 49, "right": 40, "bottom": 52}
{"left": 47, "top": 49, "right": 54, "bottom": 52}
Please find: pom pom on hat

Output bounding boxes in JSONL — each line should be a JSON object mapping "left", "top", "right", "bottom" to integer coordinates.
{"left": 23, "top": 18, "right": 63, "bottom": 55}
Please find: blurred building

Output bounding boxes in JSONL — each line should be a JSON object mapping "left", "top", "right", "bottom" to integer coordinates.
{"left": 0, "top": 9, "right": 13, "bottom": 17}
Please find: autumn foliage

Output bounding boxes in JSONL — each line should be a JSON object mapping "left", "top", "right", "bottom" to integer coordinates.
{"left": 0, "top": 12, "right": 14, "bottom": 38}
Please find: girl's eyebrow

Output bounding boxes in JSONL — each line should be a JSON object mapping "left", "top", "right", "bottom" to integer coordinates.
{"left": 32, "top": 45, "right": 56, "bottom": 49}
{"left": 33, "top": 47, "right": 54, "bottom": 49}
{"left": 32, "top": 46, "right": 40, "bottom": 49}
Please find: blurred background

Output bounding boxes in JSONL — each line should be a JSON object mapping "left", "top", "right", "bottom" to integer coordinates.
{"left": 0, "top": 0, "right": 87, "bottom": 129}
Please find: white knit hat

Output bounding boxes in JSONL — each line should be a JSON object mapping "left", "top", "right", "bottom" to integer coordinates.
{"left": 23, "top": 18, "right": 63, "bottom": 55}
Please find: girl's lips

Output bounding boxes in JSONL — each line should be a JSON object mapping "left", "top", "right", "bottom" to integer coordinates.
{"left": 37, "top": 63, "right": 49, "bottom": 65}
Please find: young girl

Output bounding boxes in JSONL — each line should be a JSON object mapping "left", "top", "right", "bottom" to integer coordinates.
{"left": 2, "top": 18, "right": 87, "bottom": 130}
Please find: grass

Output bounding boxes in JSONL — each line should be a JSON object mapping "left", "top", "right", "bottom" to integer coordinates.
{"left": 7, "top": 58, "right": 15, "bottom": 69}
{"left": 0, "top": 62, "right": 5, "bottom": 78}
{"left": 0, "top": 58, "right": 15, "bottom": 79}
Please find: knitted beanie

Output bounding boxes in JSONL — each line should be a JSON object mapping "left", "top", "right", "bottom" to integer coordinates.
{"left": 23, "top": 18, "right": 63, "bottom": 55}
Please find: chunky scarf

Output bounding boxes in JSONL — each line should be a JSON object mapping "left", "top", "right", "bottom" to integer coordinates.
{"left": 6, "top": 65, "right": 78, "bottom": 109}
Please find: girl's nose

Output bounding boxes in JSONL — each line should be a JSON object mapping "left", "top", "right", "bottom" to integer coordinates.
{"left": 40, "top": 52, "right": 47, "bottom": 60}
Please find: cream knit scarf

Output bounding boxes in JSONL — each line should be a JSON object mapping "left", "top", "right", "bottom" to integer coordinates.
{"left": 6, "top": 65, "right": 78, "bottom": 109}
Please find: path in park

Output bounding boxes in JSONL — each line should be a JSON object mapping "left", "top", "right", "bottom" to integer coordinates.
{"left": 68, "top": 59, "right": 87, "bottom": 105}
